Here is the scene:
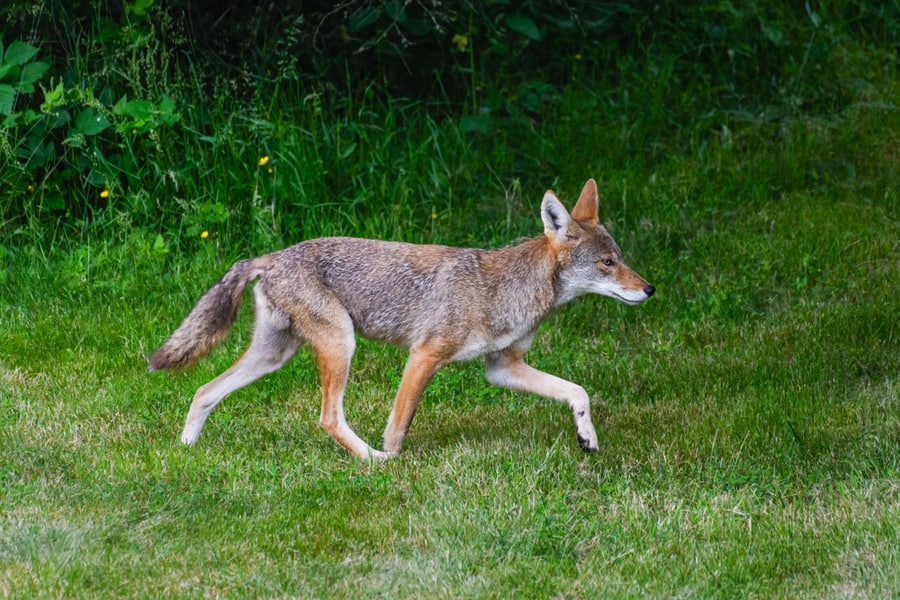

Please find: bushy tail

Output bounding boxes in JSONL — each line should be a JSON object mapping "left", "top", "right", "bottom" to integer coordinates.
{"left": 147, "top": 256, "right": 273, "bottom": 371}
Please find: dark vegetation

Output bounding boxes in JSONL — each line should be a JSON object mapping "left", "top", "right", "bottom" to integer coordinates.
{"left": 1, "top": 0, "right": 896, "bottom": 255}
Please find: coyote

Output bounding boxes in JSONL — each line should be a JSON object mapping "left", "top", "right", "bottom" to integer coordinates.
{"left": 149, "top": 179, "right": 655, "bottom": 460}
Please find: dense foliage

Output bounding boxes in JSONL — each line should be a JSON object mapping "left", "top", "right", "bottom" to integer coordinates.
{"left": 0, "top": 0, "right": 897, "bottom": 252}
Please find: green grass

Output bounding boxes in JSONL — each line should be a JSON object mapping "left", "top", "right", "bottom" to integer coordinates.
{"left": 2, "top": 98, "right": 899, "bottom": 597}
{"left": 2, "top": 47, "right": 899, "bottom": 598}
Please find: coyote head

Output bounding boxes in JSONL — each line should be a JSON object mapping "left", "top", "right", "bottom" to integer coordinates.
{"left": 542, "top": 179, "right": 655, "bottom": 306}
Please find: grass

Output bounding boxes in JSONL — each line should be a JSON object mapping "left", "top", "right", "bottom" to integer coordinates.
{"left": 2, "top": 70, "right": 899, "bottom": 600}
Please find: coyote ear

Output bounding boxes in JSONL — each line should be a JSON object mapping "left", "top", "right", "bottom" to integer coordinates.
{"left": 570, "top": 178, "right": 600, "bottom": 224}
{"left": 541, "top": 191, "right": 574, "bottom": 243}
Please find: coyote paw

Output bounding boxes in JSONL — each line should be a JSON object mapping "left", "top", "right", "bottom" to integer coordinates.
{"left": 382, "top": 433, "right": 405, "bottom": 457}
{"left": 574, "top": 414, "right": 599, "bottom": 452}
{"left": 364, "top": 448, "right": 393, "bottom": 462}
{"left": 576, "top": 432, "right": 599, "bottom": 452}
{"left": 181, "top": 425, "right": 201, "bottom": 445}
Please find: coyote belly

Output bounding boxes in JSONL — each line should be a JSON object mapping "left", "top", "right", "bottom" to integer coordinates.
{"left": 149, "top": 179, "right": 655, "bottom": 460}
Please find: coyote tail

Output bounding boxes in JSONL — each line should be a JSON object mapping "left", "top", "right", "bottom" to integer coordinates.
{"left": 147, "top": 256, "right": 272, "bottom": 372}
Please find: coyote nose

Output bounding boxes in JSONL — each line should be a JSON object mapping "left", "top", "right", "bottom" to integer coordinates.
{"left": 644, "top": 285, "right": 656, "bottom": 297}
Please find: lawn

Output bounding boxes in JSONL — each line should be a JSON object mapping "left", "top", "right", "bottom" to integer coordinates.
{"left": 1, "top": 2, "right": 899, "bottom": 596}
{"left": 2, "top": 96, "right": 898, "bottom": 597}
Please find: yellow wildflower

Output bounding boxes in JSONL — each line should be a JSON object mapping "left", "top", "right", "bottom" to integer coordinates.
{"left": 452, "top": 34, "right": 468, "bottom": 52}
{"left": 258, "top": 156, "right": 270, "bottom": 166}
{"left": 100, "top": 190, "right": 110, "bottom": 198}
{"left": 201, "top": 230, "right": 209, "bottom": 239}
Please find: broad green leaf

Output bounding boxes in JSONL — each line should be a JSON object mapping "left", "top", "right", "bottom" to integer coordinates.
{"left": 47, "top": 108, "right": 70, "bottom": 129}
{"left": 152, "top": 234, "right": 169, "bottom": 255}
{"left": 45, "top": 194, "right": 66, "bottom": 211}
{"left": 74, "top": 107, "right": 111, "bottom": 136}
{"left": 22, "top": 140, "right": 55, "bottom": 168}
{"left": 86, "top": 166, "right": 108, "bottom": 186}
{"left": 20, "top": 61, "right": 50, "bottom": 86}
{"left": 505, "top": 14, "right": 542, "bottom": 41}
{"left": 4, "top": 40, "right": 39, "bottom": 66}
{"left": 350, "top": 7, "right": 380, "bottom": 31}
{"left": 157, "top": 95, "right": 179, "bottom": 125}
{"left": 0, "top": 62, "right": 15, "bottom": 82}
{"left": 113, "top": 94, "right": 130, "bottom": 114}
{"left": 114, "top": 97, "right": 153, "bottom": 120}
{"left": 41, "top": 81, "right": 65, "bottom": 112}
{"left": 126, "top": 0, "right": 155, "bottom": 17}
{"left": 385, "top": 1, "right": 406, "bottom": 21}
{"left": 0, "top": 83, "right": 15, "bottom": 116}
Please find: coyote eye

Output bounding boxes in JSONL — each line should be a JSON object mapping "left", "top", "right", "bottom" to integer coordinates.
{"left": 600, "top": 258, "right": 615, "bottom": 267}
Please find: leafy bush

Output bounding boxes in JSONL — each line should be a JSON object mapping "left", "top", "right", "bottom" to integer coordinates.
{"left": 0, "top": 0, "right": 897, "bottom": 252}
{"left": 124, "top": 1, "right": 899, "bottom": 117}
{"left": 0, "top": 38, "right": 50, "bottom": 119}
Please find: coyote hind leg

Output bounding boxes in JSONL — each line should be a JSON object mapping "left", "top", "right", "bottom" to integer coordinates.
{"left": 181, "top": 288, "right": 300, "bottom": 444}
{"left": 308, "top": 314, "right": 389, "bottom": 462}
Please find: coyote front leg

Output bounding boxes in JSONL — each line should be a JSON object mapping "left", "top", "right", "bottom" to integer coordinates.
{"left": 382, "top": 346, "right": 447, "bottom": 456}
{"left": 485, "top": 349, "right": 599, "bottom": 451}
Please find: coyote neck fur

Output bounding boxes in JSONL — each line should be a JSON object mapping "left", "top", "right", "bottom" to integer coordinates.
{"left": 478, "top": 234, "right": 562, "bottom": 315}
